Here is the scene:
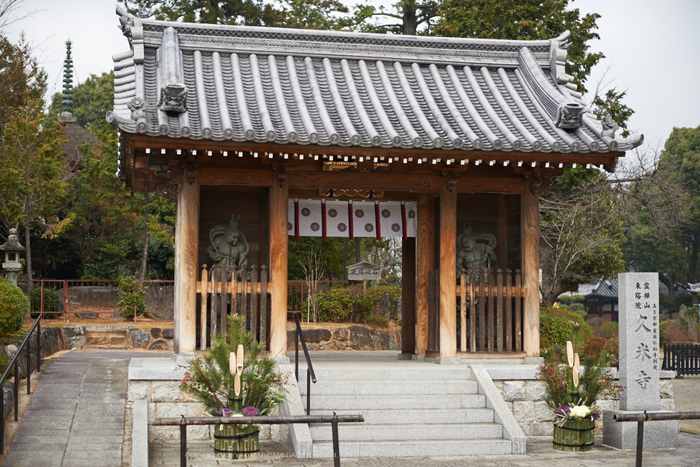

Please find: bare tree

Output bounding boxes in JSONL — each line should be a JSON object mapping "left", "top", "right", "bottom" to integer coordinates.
{"left": 0, "top": 0, "right": 37, "bottom": 32}
{"left": 299, "top": 248, "right": 324, "bottom": 323}
{"left": 540, "top": 146, "right": 690, "bottom": 306}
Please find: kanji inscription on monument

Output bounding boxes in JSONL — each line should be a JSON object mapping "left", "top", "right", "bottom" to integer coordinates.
{"left": 618, "top": 272, "right": 660, "bottom": 411}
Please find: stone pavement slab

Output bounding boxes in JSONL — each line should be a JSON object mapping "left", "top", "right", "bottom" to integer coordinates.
{"left": 3, "top": 349, "right": 169, "bottom": 467}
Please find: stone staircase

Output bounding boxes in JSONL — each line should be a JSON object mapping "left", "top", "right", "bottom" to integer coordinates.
{"left": 298, "top": 363, "right": 514, "bottom": 458}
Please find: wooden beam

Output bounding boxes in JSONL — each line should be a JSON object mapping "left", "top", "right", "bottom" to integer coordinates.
{"left": 269, "top": 169, "right": 289, "bottom": 358}
{"left": 521, "top": 182, "right": 540, "bottom": 357}
{"left": 174, "top": 168, "right": 200, "bottom": 355}
{"left": 416, "top": 194, "right": 434, "bottom": 356}
{"left": 198, "top": 167, "right": 274, "bottom": 186}
{"left": 288, "top": 170, "right": 527, "bottom": 194}
{"left": 439, "top": 176, "right": 457, "bottom": 358}
{"left": 401, "top": 237, "right": 416, "bottom": 355}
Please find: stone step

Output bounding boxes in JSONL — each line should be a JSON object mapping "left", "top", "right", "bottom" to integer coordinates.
{"left": 299, "top": 379, "right": 478, "bottom": 396}
{"left": 309, "top": 422, "right": 502, "bottom": 441}
{"left": 310, "top": 407, "right": 495, "bottom": 425}
{"left": 296, "top": 366, "right": 472, "bottom": 382}
{"left": 304, "top": 393, "right": 486, "bottom": 411}
{"left": 312, "top": 438, "right": 513, "bottom": 458}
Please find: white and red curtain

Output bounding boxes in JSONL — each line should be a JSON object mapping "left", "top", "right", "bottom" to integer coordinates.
{"left": 288, "top": 200, "right": 417, "bottom": 239}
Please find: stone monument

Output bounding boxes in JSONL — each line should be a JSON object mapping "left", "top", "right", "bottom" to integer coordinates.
{"left": 603, "top": 272, "right": 678, "bottom": 449}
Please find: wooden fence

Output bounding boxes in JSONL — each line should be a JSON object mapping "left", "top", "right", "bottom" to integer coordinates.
{"left": 663, "top": 343, "right": 700, "bottom": 377}
{"left": 196, "top": 264, "right": 270, "bottom": 351}
{"left": 428, "top": 269, "right": 524, "bottom": 354}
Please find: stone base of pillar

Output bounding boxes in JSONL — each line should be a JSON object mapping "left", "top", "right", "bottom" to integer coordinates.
{"left": 603, "top": 410, "right": 678, "bottom": 450}
{"left": 397, "top": 353, "right": 414, "bottom": 360}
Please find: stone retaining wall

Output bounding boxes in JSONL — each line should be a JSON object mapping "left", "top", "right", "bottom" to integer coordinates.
{"left": 286, "top": 325, "right": 401, "bottom": 351}
{"left": 62, "top": 325, "right": 174, "bottom": 351}
{"left": 128, "top": 379, "right": 286, "bottom": 442}
{"left": 491, "top": 373, "right": 676, "bottom": 436}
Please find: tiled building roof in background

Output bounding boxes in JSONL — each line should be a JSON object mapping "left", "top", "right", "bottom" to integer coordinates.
{"left": 109, "top": 7, "right": 642, "bottom": 158}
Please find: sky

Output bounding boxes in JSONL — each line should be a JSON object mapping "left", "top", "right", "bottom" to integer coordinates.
{"left": 4, "top": 0, "right": 699, "bottom": 153}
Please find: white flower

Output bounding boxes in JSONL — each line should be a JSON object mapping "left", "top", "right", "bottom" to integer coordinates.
{"left": 570, "top": 405, "right": 590, "bottom": 418}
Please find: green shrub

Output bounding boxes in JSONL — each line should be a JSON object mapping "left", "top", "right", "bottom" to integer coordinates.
{"left": 0, "top": 278, "right": 28, "bottom": 335}
{"left": 118, "top": 276, "right": 146, "bottom": 319}
{"left": 540, "top": 306, "right": 591, "bottom": 350}
{"left": 598, "top": 321, "right": 619, "bottom": 340}
{"left": 0, "top": 352, "right": 13, "bottom": 378}
{"left": 363, "top": 313, "right": 389, "bottom": 328}
{"left": 314, "top": 287, "right": 354, "bottom": 322}
{"left": 355, "top": 286, "right": 401, "bottom": 319}
{"left": 30, "top": 288, "right": 63, "bottom": 319}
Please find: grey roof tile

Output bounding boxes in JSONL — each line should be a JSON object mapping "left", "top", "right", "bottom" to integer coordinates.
{"left": 109, "top": 8, "right": 643, "bottom": 155}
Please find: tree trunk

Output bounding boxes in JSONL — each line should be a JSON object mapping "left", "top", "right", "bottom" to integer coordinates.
{"left": 24, "top": 225, "right": 32, "bottom": 282}
{"left": 355, "top": 238, "right": 361, "bottom": 263}
{"left": 689, "top": 227, "right": 700, "bottom": 284}
{"left": 343, "top": 238, "right": 349, "bottom": 280}
{"left": 139, "top": 192, "right": 150, "bottom": 280}
{"left": 402, "top": 0, "right": 417, "bottom": 35}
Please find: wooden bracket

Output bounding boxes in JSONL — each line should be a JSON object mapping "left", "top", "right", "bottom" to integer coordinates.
{"left": 276, "top": 168, "right": 287, "bottom": 187}
{"left": 443, "top": 172, "right": 459, "bottom": 192}
{"left": 523, "top": 169, "right": 551, "bottom": 195}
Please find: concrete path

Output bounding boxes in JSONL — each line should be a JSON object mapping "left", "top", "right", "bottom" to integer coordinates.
{"left": 670, "top": 376, "right": 700, "bottom": 434}
{"left": 150, "top": 433, "right": 700, "bottom": 466}
{"left": 3, "top": 350, "right": 167, "bottom": 467}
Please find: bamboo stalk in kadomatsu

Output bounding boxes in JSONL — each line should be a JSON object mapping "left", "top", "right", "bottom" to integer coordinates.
{"left": 235, "top": 344, "right": 244, "bottom": 397}
{"left": 229, "top": 351, "right": 241, "bottom": 411}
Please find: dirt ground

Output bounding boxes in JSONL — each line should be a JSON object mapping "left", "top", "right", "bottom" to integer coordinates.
{"left": 22, "top": 312, "right": 173, "bottom": 331}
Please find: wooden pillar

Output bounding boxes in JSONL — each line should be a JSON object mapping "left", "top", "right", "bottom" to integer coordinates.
{"left": 269, "top": 170, "right": 288, "bottom": 358}
{"left": 174, "top": 169, "right": 200, "bottom": 355}
{"left": 521, "top": 182, "right": 540, "bottom": 357}
{"left": 401, "top": 237, "right": 416, "bottom": 355}
{"left": 439, "top": 177, "right": 457, "bottom": 358}
{"left": 416, "top": 194, "right": 434, "bottom": 356}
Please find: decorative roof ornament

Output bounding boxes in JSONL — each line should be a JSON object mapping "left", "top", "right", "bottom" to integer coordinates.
{"left": 157, "top": 27, "right": 187, "bottom": 114}
{"left": 116, "top": 5, "right": 136, "bottom": 45}
{"left": 60, "top": 39, "right": 75, "bottom": 119}
{"left": 549, "top": 31, "right": 581, "bottom": 99}
{"left": 555, "top": 102, "right": 585, "bottom": 130}
{"left": 601, "top": 115, "right": 619, "bottom": 138}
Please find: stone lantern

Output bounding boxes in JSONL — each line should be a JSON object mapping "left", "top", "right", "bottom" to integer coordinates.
{"left": 0, "top": 228, "right": 25, "bottom": 286}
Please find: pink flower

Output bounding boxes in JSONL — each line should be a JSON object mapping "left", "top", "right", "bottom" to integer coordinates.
{"left": 216, "top": 408, "right": 234, "bottom": 417}
{"left": 242, "top": 406, "right": 259, "bottom": 416}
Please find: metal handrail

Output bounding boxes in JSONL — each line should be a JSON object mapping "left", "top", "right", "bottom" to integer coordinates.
{"left": 0, "top": 315, "right": 42, "bottom": 452}
{"left": 614, "top": 410, "right": 700, "bottom": 467}
{"left": 291, "top": 311, "right": 317, "bottom": 415}
{"left": 154, "top": 413, "right": 364, "bottom": 467}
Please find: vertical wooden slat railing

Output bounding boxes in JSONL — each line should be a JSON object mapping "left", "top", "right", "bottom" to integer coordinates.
{"left": 469, "top": 271, "right": 476, "bottom": 352}
{"left": 200, "top": 266, "right": 209, "bottom": 351}
{"left": 455, "top": 268, "right": 524, "bottom": 353}
{"left": 197, "top": 264, "right": 271, "bottom": 349}
{"left": 250, "top": 265, "right": 258, "bottom": 342}
{"left": 663, "top": 344, "right": 700, "bottom": 377}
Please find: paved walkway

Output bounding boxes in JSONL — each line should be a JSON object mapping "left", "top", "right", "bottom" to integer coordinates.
{"left": 3, "top": 350, "right": 167, "bottom": 467}
{"left": 5, "top": 350, "right": 700, "bottom": 466}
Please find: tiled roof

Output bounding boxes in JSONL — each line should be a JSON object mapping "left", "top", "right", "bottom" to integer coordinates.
{"left": 109, "top": 7, "right": 643, "bottom": 155}
{"left": 578, "top": 279, "right": 689, "bottom": 299}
